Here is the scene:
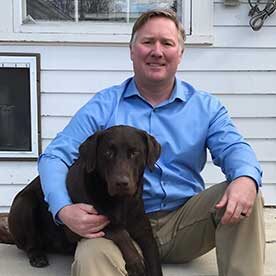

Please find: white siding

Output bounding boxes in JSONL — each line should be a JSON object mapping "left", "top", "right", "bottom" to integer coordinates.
{"left": 0, "top": 1, "right": 275, "bottom": 211}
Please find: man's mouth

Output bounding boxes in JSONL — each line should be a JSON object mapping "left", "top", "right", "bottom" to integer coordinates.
{"left": 147, "top": 62, "right": 165, "bottom": 67}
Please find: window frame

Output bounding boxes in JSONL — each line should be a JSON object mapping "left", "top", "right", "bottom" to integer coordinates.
{"left": 0, "top": 53, "right": 41, "bottom": 160}
{"left": 12, "top": 0, "right": 213, "bottom": 45}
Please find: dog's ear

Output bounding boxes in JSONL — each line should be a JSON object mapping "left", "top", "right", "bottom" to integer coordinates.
{"left": 79, "top": 131, "right": 102, "bottom": 173}
{"left": 144, "top": 132, "right": 161, "bottom": 171}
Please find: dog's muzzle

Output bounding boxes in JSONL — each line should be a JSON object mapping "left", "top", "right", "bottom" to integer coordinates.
{"left": 108, "top": 176, "right": 136, "bottom": 197}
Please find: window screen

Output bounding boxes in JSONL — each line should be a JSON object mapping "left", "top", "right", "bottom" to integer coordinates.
{"left": 0, "top": 68, "right": 31, "bottom": 151}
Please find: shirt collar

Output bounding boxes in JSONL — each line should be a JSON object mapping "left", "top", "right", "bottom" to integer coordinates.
{"left": 123, "top": 77, "right": 188, "bottom": 104}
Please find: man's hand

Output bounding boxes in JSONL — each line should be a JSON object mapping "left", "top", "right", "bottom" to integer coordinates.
{"left": 215, "top": 176, "right": 257, "bottom": 225}
{"left": 58, "top": 203, "right": 110, "bottom": 238}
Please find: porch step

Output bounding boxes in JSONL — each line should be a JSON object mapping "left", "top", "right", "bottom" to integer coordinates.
{"left": 0, "top": 208, "right": 275, "bottom": 276}
{"left": 0, "top": 244, "right": 218, "bottom": 276}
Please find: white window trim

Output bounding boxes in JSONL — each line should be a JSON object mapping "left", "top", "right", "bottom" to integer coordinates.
{"left": 190, "top": 0, "right": 214, "bottom": 44}
{"left": 0, "top": 55, "right": 40, "bottom": 159}
{"left": 12, "top": 0, "right": 213, "bottom": 45}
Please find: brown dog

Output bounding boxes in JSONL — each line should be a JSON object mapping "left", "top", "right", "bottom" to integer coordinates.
{"left": 8, "top": 125, "right": 163, "bottom": 276}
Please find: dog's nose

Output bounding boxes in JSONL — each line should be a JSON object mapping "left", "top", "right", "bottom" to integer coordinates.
{"left": 108, "top": 175, "right": 136, "bottom": 197}
{"left": 115, "top": 176, "right": 130, "bottom": 190}
{"left": 116, "top": 180, "right": 129, "bottom": 188}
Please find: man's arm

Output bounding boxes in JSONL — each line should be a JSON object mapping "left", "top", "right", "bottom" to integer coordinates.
{"left": 38, "top": 88, "right": 117, "bottom": 229}
{"left": 38, "top": 154, "right": 72, "bottom": 218}
{"left": 206, "top": 98, "right": 262, "bottom": 187}
{"left": 206, "top": 97, "right": 262, "bottom": 224}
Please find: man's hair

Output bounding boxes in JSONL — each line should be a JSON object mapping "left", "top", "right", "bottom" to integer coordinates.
{"left": 130, "top": 9, "right": 186, "bottom": 52}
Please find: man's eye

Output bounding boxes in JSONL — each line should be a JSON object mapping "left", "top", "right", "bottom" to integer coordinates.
{"left": 164, "top": 41, "right": 174, "bottom": 46}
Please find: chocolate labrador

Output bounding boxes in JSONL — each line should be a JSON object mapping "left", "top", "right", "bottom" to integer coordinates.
{"left": 8, "top": 125, "right": 163, "bottom": 276}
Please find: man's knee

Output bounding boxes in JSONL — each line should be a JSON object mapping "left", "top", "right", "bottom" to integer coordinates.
{"left": 72, "top": 238, "right": 127, "bottom": 276}
{"left": 251, "top": 190, "right": 265, "bottom": 221}
{"left": 75, "top": 237, "right": 123, "bottom": 260}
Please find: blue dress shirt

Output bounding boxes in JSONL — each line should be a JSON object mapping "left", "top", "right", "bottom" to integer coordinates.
{"left": 38, "top": 77, "right": 262, "bottom": 218}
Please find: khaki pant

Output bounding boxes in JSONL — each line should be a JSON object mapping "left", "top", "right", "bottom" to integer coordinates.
{"left": 72, "top": 182, "right": 265, "bottom": 276}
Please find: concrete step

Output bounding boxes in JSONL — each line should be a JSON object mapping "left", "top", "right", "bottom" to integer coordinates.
{"left": 0, "top": 208, "right": 275, "bottom": 276}
{"left": 0, "top": 244, "right": 218, "bottom": 276}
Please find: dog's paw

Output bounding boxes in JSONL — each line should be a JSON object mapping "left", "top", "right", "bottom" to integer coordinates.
{"left": 29, "top": 254, "right": 49, "bottom": 267}
{"left": 126, "top": 258, "right": 146, "bottom": 276}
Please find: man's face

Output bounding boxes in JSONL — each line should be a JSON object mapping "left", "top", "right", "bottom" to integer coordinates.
{"left": 130, "top": 17, "right": 183, "bottom": 87}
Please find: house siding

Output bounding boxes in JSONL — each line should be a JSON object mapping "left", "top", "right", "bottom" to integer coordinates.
{"left": 0, "top": 1, "right": 275, "bottom": 211}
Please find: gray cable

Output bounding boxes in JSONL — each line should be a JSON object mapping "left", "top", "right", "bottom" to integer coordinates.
{"left": 248, "top": 0, "right": 276, "bottom": 31}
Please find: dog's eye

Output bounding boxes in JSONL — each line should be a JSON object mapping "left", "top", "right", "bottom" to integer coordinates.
{"left": 129, "top": 151, "right": 140, "bottom": 159}
{"left": 104, "top": 150, "right": 114, "bottom": 159}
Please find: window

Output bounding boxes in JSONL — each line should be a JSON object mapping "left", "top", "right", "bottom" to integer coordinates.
{"left": 0, "top": 54, "right": 40, "bottom": 159}
{"left": 26, "top": 0, "right": 183, "bottom": 23}
{"left": 13, "top": 0, "right": 213, "bottom": 44}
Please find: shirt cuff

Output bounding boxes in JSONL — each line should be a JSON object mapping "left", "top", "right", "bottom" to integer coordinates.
{"left": 229, "top": 167, "right": 262, "bottom": 191}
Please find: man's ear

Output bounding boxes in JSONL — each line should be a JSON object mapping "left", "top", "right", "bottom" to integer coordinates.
{"left": 143, "top": 132, "right": 161, "bottom": 171}
{"left": 79, "top": 131, "right": 102, "bottom": 173}
{"left": 130, "top": 45, "right": 134, "bottom": 61}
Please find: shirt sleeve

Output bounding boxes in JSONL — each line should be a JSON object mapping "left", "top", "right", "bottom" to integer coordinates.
{"left": 206, "top": 97, "right": 263, "bottom": 188}
{"left": 38, "top": 90, "right": 117, "bottom": 219}
{"left": 38, "top": 154, "right": 72, "bottom": 219}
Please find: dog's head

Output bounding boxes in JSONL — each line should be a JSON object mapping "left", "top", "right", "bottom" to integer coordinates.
{"left": 79, "top": 125, "right": 161, "bottom": 198}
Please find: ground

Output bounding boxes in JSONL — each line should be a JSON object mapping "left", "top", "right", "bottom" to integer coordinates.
{"left": 0, "top": 208, "right": 275, "bottom": 276}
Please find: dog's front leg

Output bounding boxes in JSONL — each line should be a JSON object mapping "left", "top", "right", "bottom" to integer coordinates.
{"left": 133, "top": 232, "right": 163, "bottom": 276}
{"left": 129, "top": 217, "right": 163, "bottom": 276}
{"left": 105, "top": 227, "right": 145, "bottom": 276}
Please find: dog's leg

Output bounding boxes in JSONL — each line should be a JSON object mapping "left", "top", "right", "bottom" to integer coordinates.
{"left": 132, "top": 231, "right": 162, "bottom": 276}
{"left": 105, "top": 227, "right": 145, "bottom": 276}
{"left": 9, "top": 192, "right": 49, "bottom": 267}
{"left": 129, "top": 216, "right": 163, "bottom": 276}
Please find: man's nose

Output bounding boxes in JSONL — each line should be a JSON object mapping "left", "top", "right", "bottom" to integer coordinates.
{"left": 150, "top": 42, "right": 163, "bottom": 57}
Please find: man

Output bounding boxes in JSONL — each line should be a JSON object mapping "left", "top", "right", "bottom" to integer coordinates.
{"left": 38, "top": 9, "right": 265, "bottom": 276}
